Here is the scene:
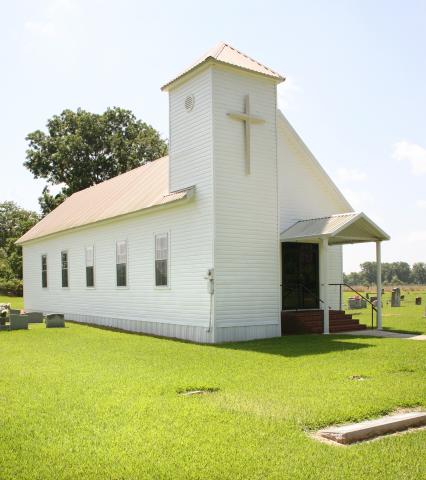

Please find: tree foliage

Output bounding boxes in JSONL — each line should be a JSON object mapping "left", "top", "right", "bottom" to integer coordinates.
{"left": 25, "top": 107, "right": 168, "bottom": 214}
{"left": 0, "top": 202, "right": 40, "bottom": 281}
{"left": 411, "top": 262, "right": 426, "bottom": 284}
{"left": 344, "top": 261, "right": 426, "bottom": 285}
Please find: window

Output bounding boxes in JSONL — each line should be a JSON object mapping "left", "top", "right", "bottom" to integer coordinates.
{"left": 155, "top": 233, "right": 169, "bottom": 287}
{"left": 116, "top": 241, "right": 127, "bottom": 287}
{"left": 85, "top": 246, "right": 95, "bottom": 287}
{"left": 41, "top": 255, "right": 47, "bottom": 288}
{"left": 61, "top": 251, "right": 69, "bottom": 288}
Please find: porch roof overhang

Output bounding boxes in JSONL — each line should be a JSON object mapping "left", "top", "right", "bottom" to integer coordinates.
{"left": 280, "top": 212, "right": 390, "bottom": 245}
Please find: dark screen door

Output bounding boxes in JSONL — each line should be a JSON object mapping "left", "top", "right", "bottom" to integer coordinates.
{"left": 282, "top": 242, "right": 319, "bottom": 310}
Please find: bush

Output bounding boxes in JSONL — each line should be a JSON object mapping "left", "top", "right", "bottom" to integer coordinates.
{"left": 0, "top": 278, "right": 23, "bottom": 296}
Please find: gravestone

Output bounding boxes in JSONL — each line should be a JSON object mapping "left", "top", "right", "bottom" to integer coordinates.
{"left": 45, "top": 314, "right": 65, "bottom": 328}
{"left": 415, "top": 297, "right": 422, "bottom": 305}
{"left": 391, "top": 288, "right": 401, "bottom": 307}
{"left": 9, "top": 314, "right": 29, "bottom": 330}
{"left": 26, "top": 312, "right": 44, "bottom": 323}
{"left": 348, "top": 297, "right": 367, "bottom": 309}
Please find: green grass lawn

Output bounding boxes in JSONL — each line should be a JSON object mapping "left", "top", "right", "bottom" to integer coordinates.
{"left": 0, "top": 295, "right": 23, "bottom": 310}
{"left": 343, "top": 289, "right": 426, "bottom": 334}
{"left": 0, "top": 296, "right": 425, "bottom": 479}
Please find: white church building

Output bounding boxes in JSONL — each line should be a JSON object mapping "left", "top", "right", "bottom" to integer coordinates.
{"left": 17, "top": 43, "right": 389, "bottom": 343}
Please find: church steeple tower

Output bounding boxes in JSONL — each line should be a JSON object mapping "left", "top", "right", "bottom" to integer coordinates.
{"left": 163, "top": 42, "right": 283, "bottom": 340}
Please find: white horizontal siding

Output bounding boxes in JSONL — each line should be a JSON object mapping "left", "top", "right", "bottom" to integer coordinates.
{"left": 277, "top": 115, "right": 349, "bottom": 232}
{"left": 277, "top": 114, "right": 346, "bottom": 310}
{"left": 212, "top": 66, "right": 281, "bottom": 329}
{"left": 23, "top": 196, "right": 213, "bottom": 335}
{"left": 23, "top": 68, "right": 215, "bottom": 343}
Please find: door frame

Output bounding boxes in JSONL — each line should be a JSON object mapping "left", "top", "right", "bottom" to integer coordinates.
{"left": 281, "top": 241, "right": 320, "bottom": 310}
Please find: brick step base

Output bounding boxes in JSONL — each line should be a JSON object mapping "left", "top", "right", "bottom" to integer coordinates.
{"left": 282, "top": 309, "right": 367, "bottom": 334}
{"left": 304, "top": 324, "right": 367, "bottom": 334}
{"left": 301, "top": 318, "right": 361, "bottom": 327}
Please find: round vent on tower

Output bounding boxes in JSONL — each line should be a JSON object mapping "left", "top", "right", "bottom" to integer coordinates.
{"left": 184, "top": 94, "right": 195, "bottom": 112}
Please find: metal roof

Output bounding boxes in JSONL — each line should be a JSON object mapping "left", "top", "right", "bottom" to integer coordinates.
{"left": 162, "top": 42, "right": 284, "bottom": 91}
{"left": 17, "top": 156, "right": 194, "bottom": 245}
{"left": 280, "top": 212, "right": 390, "bottom": 245}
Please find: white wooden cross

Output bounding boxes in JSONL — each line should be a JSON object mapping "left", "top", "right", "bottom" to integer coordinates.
{"left": 227, "top": 95, "right": 265, "bottom": 175}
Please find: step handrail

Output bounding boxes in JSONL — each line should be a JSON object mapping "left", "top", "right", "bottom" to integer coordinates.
{"left": 328, "top": 283, "right": 377, "bottom": 329}
{"left": 282, "top": 282, "right": 327, "bottom": 311}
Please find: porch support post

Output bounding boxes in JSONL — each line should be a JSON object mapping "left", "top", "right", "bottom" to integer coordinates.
{"left": 320, "top": 237, "right": 329, "bottom": 334}
{"left": 376, "top": 241, "right": 382, "bottom": 330}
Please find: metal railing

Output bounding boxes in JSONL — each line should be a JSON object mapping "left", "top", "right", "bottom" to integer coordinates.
{"left": 329, "top": 283, "right": 377, "bottom": 329}
{"left": 282, "top": 282, "right": 326, "bottom": 311}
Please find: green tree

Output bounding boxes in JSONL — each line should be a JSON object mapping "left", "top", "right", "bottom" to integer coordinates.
{"left": 343, "top": 271, "right": 365, "bottom": 285}
{"left": 0, "top": 202, "right": 40, "bottom": 280}
{"left": 360, "top": 261, "right": 377, "bottom": 284}
{"left": 411, "top": 262, "right": 426, "bottom": 284}
{"left": 25, "top": 107, "right": 168, "bottom": 214}
{"left": 392, "top": 262, "right": 411, "bottom": 283}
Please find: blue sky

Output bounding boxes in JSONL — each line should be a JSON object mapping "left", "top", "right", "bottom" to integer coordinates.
{"left": 1, "top": 0, "right": 425, "bottom": 272}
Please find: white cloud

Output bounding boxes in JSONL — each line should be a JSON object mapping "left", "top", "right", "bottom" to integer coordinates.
{"left": 336, "top": 167, "right": 366, "bottom": 182}
{"left": 24, "top": 0, "right": 80, "bottom": 39}
{"left": 416, "top": 200, "right": 426, "bottom": 209}
{"left": 277, "top": 76, "right": 302, "bottom": 110}
{"left": 392, "top": 140, "right": 426, "bottom": 176}
{"left": 25, "top": 20, "right": 56, "bottom": 38}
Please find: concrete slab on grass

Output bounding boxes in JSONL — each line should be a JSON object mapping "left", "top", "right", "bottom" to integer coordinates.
{"left": 317, "top": 411, "right": 426, "bottom": 445}
{"left": 336, "top": 330, "right": 426, "bottom": 340}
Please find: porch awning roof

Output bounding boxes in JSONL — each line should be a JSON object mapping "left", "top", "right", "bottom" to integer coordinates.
{"left": 280, "top": 212, "right": 390, "bottom": 245}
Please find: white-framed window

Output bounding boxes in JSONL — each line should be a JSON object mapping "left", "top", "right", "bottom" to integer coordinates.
{"left": 116, "top": 241, "right": 127, "bottom": 287}
{"left": 61, "top": 251, "right": 69, "bottom": 288}
{"left": 85, "top": 246, "right": 95, "bottom": 287}
{"left": 155, "top": 233, "right": 169, "bottom": 287}
{"left": 41, "top": 254, "right": 47, "bottom": 288}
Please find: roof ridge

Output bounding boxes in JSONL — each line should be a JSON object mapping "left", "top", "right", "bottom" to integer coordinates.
{"left": 221, "top": 42, "right": 281, "bottom": 78}
{"left": 213, "top": 41, "right": 227, "bottom": 59}
{"left": 162, "top": 42, "right": 284, "bottom": 90}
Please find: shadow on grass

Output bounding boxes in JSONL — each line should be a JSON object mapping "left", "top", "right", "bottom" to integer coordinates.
{"left": 63, "top": 321, "right": 373, "bottom": 357}
{"left": 214, "top": 334, "right": 374, "bottom": 357}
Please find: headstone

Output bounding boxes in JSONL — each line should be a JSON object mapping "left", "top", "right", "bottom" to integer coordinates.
{"left": 26, "top": 312, "right": 44, "bottom": 323}
{"left": 45, "top": 313, "right": 65, "bottom": 328}
{"left": 9, "top": 314, "right": 29, "bottom": 331}
{"left": 391, "top": 288, "right": 401, "bottom": 307}
{"left": 348, "top": 297, "right": 367, "bottom": 309}
{"left": 400, "top": 295, "right": 405, "bottom": 300}
{"left": 415, "top": 297, "right": 422, "bottom": 305}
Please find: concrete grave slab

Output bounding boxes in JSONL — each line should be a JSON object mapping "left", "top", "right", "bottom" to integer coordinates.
{"left": 317, "top": 411, "right": 426, "bottom": 445}
{"left": 336, "top": 329, "right": 426, "bottom": 340}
